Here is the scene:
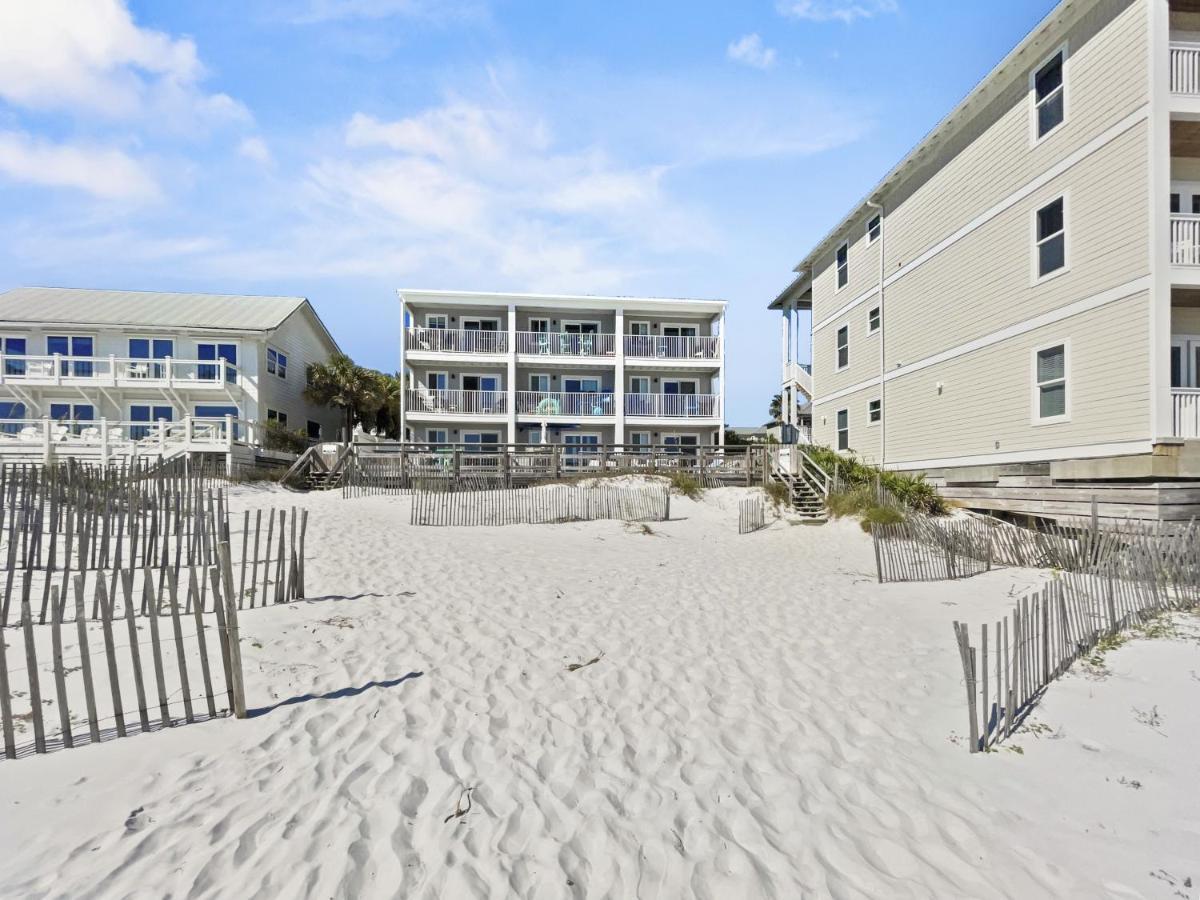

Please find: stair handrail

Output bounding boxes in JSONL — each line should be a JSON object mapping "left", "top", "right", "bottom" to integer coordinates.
{"left": 281, "top": 444, "right": 329, "bottom": 491}
{"left": 324, "top": 443, "right": 356, "bottom": 487}
{"left": 792, "top": 447, "right": 831, "bottom": 499}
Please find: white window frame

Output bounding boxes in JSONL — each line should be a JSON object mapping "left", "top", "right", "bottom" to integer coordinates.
{"left": 425, "top": 314, "right": 449, "bottom": 329}
{"left": 460, "top": 372, "right": 503, "bottom": 393}
{"left": 562, "top": 374, "right": 602, "bottom": 393}
{"left": 835, "top": 241, "right": 849, "bottom": 292}
{"left": 836, "top": 408, "right": 850, "bottom": 451}
{"left": 629, "top": 376, "right": 651, "bottom": 394}
{"left": 461, "top": 317, "right": 501, "bottom": 331}
{"left": 661, "top": 323, "right": 699, "bottom": 338}
{"left": 462, "top": 431, "right": 502, "bottom": 444}
{"left": 266, "top": 408, "right": 289, "bottom": 427}
{"left": 528, "top": 372, "right": 551, "bottom": 392}
{"left": 1031, "top": 339, "right": 1071, "bottom": 426}
{"left": 426, "top": 370, "right": 449, "bottom": 391}
{"left": 562, "top": 320, "right": 602, "bottom": 334}
{"left": 629, "top": 321, "right": 651, "bottom": 336}
{"left": 866, "top": 215, "right": 881, "bottom": 244}
{"left": 426, "top": 428, "right": 448, "bottom": 444}
{"left": 1032, "top": 193, "right": 1069, "bottom": 285}
{"left": 1030, "top": 42, "right": 1068, "bottom": 146}
{"left": 836, "top": 324, "right": 850, "bottom": 371}
{"left": 662, "top": 378, "right": 699, "bottom": 394}
{"left": 867, "top": 306, "right": 881, "bottom": 335}
{"left": 266, "top": 346, "right": 287, "bottom": 379}
{"left": 628, "top": 431, "right": 652, "bottom": 447}
{"left": 528, "top": 317, "right": 551, "bottom": 333}
{"left": 868, "top": 398, "right": 882, "bottom": 425}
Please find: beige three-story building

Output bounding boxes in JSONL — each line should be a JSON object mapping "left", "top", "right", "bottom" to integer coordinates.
{"left": 772, "top": 0, "right": 1200, "bottom": 520}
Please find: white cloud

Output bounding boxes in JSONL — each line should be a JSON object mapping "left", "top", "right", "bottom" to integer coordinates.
{"left": 288, "top": 0, "right": 486, "bottom": 24}
{"left": 0, "top": 131, "right": 160, "bottom": 201}
{"left": 239, "top": 136, "right": 273, "bottom": 165}
{"left": 0, "top": 0, "right": 248, "bottom": 126}
{"left": 777, "top": 0, "right": 898, "bottom": 24}
{"left": 727, "top": 34, "right": 777, "bottom": 70}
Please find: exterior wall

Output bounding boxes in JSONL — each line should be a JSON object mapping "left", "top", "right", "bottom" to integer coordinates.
{"left": 1174, "top": 307, "right": 1200, "bottom": 332}
{"left": 258, "top": 307, "right": 343, "bottom": 440}
{"left": 808, "top": 0, "right": 1154, "bottom": 467}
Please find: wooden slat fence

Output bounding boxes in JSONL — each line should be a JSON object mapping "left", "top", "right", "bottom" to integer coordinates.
{"left": 411, "top": 482, "right": 670, "bottom": 526}
{"left": 953, "top": 523, "right": 1200, "bottom": 753}
{"left": 0, "top": 541, "right": 248, "bottom": 762}
{"left": 872, "top": 518, "right": 993, "bottom": 582}
{"left": 738, "top": 498, "right": 767, "bottom": 535}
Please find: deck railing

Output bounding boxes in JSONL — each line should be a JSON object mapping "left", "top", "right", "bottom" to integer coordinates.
{"left": 625, "top": 393, "right": 719, "bottom": 418}
{"left": 624, "top": 334, "right": 720, "bottom": 360}
{"left": 0, "top": 355, "right": 238, "bottom": 386}
{"left": 514, "top": 332, "right": 616, "bottom": 357}
{"left": 1174, "top": 388, "right": 1200, "bottom": 438}
{"left": 405, "top": 327, "right": 508, "bottom": 354}
{"left": 0, "top": 416, "right": 251, "bottom": 459}
{"left": 406, "top": 388, "right": 507, "bottom": 415}
{"left": 1171, "top": 42, "right": 1200, "bottom": 95}
{"left": 515, "top": 391, "right": 614, "bottom": 416}
{"left": 1171, "top": 214, "right": 1200, "bottom": 265}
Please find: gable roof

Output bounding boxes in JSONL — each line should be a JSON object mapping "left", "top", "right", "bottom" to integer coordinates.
{"left": 0, "top": 287, "right": 318, "bottom": 333}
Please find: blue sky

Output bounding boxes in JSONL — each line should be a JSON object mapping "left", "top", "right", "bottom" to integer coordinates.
{"left": 0, "top": 0, "right": 1056, "bottom": 424}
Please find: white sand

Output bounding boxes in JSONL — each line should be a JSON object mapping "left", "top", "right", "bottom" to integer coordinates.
{"left": 0, "top": 483, "right": 1197, "bottom": 899}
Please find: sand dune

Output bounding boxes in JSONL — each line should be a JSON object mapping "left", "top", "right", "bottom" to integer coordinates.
{"left": 0, "top": 484, "right": 1196, "bottom": 899}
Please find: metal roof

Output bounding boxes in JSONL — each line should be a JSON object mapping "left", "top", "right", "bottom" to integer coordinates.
{"left": 0, "top": 287, "right": 313, "bottom": 332}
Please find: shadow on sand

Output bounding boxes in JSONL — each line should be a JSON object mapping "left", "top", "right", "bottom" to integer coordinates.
{"left": 247, "top": 671, "right": 425, "bottom": 718}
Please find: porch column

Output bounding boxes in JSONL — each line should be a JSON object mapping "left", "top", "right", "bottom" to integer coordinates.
{"left": 507, "top": 303, "right": 517, "bottom": 446}
{"left": 718, "top": 307, "right": 726, "bottom": 446}
{"left": 614, "top": 308, "right": 625, "bottom": 446}
{"left": 398, "top": 294, "right": 408, "bottom": 443}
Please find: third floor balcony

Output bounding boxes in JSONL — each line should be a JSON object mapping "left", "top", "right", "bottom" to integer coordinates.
{"left": 404, "top": 326, "right": 721, "bottom": 361}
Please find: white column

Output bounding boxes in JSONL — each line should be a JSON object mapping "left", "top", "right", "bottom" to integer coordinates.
{"left": 614, "top": 308, "right": 625, "bottom": 446}
{"left": 507, "top": 303, "right": 518, "bottom": 445}
{"left": 398, "top": 294, "right": 408, "bottom": 442}
{"left": 718, "top": 308, "right": 726, "bottom": 446}
{"left": 1149, "top": 0, "right": 1173, "bottom": 440}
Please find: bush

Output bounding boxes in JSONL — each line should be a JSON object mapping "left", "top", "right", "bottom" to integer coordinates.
{"left": 262, "top": 420, "right": 309, "bottom": 455}
{"left": 764, "top": 480, "right": 791, "bottom": 510}
{"left": 668, "top": 471, "right": 704, "bottom": 500}
{"left": 860, "top": 504, "right": 904, "bottom": 533}
{"left": 804, "top": 445, "right": 947, "bottom": 515}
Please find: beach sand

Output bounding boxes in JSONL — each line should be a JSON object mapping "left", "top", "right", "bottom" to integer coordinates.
{"left": 0, "top": 483, "right": 1196, "bottom": 899}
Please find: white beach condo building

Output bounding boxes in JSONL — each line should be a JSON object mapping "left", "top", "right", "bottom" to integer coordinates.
{"left": 0, "top": 287, "right": 343, "bottom": 467}
{"left": 398, "top": 290, "right": 727, "bottom": 451}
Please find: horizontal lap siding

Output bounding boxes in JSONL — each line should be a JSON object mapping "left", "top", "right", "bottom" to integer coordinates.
{"left": 813, "top": 300, "right": 880, "bottom": 398}
{"left": 811, "top": 235, "right": 880, "bottom": 328}
{"left": 882, "top": 294, "right": 1149, "bottom": 465}
{"left": 885, "top": 122, "right": 1148, "bottom": 365}
{"left": 260, "top": 309, "right": 342, "bottom": 438}
{"left": 812, "top": 389, "right": 883, "bottom": 466}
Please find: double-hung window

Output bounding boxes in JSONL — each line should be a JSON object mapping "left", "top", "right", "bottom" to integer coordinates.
{"left": 2, "top": 337, "right": 26, "bottom": 376}
{"left": 867, "top": 215, "right": 881, "bottom": 243}
{"left": 267, "top": 408, "right": 289, "bottom": 427}
{"left": 868, "top": 307, "right": 881, "bottom": 334}
{"left": 1034, "top": 343, "right": 1068, "bottom": 423}
{"left": 869, "top": 399, "right": 882, "bottom": 424}
{"left": 267, "top": 348, "right": 288, "bottom": 379}
{"left": 1035, "top": 197, "right": 1066, "bottom": 280}
{"left": 1033, "top": 48, "right": 1066, "bottom": 141}
{"left": 836, "top": 409, "right": 849, "bottom": 451}
{"left": 836, "top": 325, "right": 850, "bottom": 370}
{"left": 836, "top": 242, "right": 849, "bottom": 290}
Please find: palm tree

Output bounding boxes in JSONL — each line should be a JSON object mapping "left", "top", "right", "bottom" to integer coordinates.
{"left": 768, "top": 393, "right": 782, "bottom": 425}
{"left": 305, "top": 353, "right": 376, "bottom": 441}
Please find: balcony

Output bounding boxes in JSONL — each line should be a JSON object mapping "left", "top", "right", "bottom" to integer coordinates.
{"left": 515, "top": 391, "right": 615, "bottom": 417}
{"left": 0, "top": 355, "right": 239, "bottom": 389}
{"left": 405, "top": 327, "right": 508, "bottom": 355}
{"left": 406, "top": 389, "right": 507, "bottom": 416}
{"left": 625, "top": 393, "right": 720, "bottom": 418}
{"left": 0, "top": 416, "right": 250, "bottom": 461}
{"left": 624, "top": 335, "right": 720, "bottom": 360}
{"left": 1175, "top": 388, "right": 1200, "bottom": 438}
{"left": 1171, "top": 215, "right": 1200, "bottom": 266}
{"left": 515, "top": 332, "right": 616, "bottom": 357}
{"left": 1171, "top": 42, "right": 1200, "bottom": 95}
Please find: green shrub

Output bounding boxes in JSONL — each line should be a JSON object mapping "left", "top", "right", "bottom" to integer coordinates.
{"left": 826, "top": 485, "right": 874, "bottom": 519}
{"left": 860, "top": 504, "right": 904, "bottom": 533}
{"left": 764, "top": 480, "right": 791, "bottom": 510}
{"left": 668, "top": 471, "right": 704, "bottom": 500}
{"left": 262, "top": 420, "right": 310, "bottom": 455}
{"left": 804, "top": 445, "right": 947, "bottom": 515}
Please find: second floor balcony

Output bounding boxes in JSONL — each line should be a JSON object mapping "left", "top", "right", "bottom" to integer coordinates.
{"left": 405, "top": 326, "right": 721, "bottom": 361}
{"left": 406, "top": 327, "right": 508, "bottom": 355}
{"left": 406, "top": 388, "right": 507, "bottom": 415}
{"left": 0, "top": 354, "right": 240, "bottom": 389}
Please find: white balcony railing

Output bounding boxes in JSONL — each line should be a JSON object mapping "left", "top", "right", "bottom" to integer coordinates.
{"left": 0, "top": 355, "right": 238, "bottom": 387}
{"left": 0, "top": 416, "right": 250, "bottom": 459}
{"left": 406, "top": 389, "right": 507, "bottom": 415}
{"left": 515, "top": 391, "right": 615, "bottom": 416}
{"left": 625, "top": 393, "right": 720, "bottom": 418}
{"left": 514, "top": 332, "right": 616, "bottom": 357}
{"left": 1171, "top": 214, "right": 1200, "bottom": 266}
{"left": 405, "top": 327, "right": 508, "bottom": 355}
{"left": 1174, "top": 389, "right": 1200, "bottom": 438}
{"left": 624, "top": 335, "right": 720, "bottom": 360}
{"left": 1171, "top": 42, "right": 1200, "bottom": 95}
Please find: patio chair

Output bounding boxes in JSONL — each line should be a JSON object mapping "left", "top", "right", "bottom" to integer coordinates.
{"left": 17, "top": 426, "right": 39, "bottom": 442}
{"left": 80, "top": 426, "right": 100, "bottom": 442}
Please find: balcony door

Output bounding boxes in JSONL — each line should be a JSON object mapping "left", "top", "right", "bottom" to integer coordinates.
{"left": 130, "top": 405, "right": 173, "bottom": 440}
{"left": 1173, "top": 336, "right": 1200, "bottom": 388}
{"left": 461, "top": 374, "right": 499, "bottom": 393}
{"left": 129, "top": 338, "right": 173, "bottom": 379}
{"left": 1, "top": 337, "right": 26, "bottom": 376}
{"left": 47, "top": 335, "right": 93, "bottom": 377}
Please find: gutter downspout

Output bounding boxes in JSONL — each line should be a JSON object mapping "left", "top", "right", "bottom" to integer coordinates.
{"left": 867, "top": 198, "right": 885, "bottom": 469}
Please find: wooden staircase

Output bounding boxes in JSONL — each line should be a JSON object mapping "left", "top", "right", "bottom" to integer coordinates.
{"left": 769, "top": 446, "right": 830, "bottom": 521}
{"left": 282, "top": 444, "right": 354, "bottom": 492}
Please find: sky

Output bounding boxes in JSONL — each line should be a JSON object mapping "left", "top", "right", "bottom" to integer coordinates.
{"left": 0, "top": 0, "right": 1059, "bottom": 425}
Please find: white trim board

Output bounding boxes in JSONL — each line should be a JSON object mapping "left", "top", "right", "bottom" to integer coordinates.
{"left": 885, "top": 439, "right": 1153, "bottom": 472}
{"left": 812, "top": 103, "right": 1150, "bottom": 334}
{"left": 812, "top": 274, "right": 1151, "bottom": 407}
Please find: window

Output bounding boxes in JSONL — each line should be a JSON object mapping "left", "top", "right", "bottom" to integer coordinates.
{"left": 868, "top": 307, "right": 881, "bottom": 334}
{"left": 629, "top": 322, "right": 650, "bottom": 336}
{"left": 129, "top": 338, "right": 173, "bottom": 379}
{"left": 836, "top": 325, "right": 849, "bottom": 370}
{"left": 307, "top": 421, "right": 323, "bottom": 441}
{"left": 426, "top": 314, "right": 448, "bottom": 329}
{"left": 869, "top": 399, "right": 882, "bottom": 424}
{"left": 463, "top": 432, "right": 500, "bottom": 445}
{"left": 129, "top": 405, "right": 173, "bottom": 440}
{"left": 267, "top": 409, "right": 288, "bottom": 427}
{"left": 1172, "top": 193, "right": 1182, "bottom": 214}
{"left": 462, "top": 318, "right": 499, "bottom": 331}
{"left": 564, "top": 321, "right": 601, "bottom": 334}
{"left": 2, "top": 337, "right": 26, "bottom": 376}
{"left": 47, "top": 335, "right": 93, "bottom": 377}
{"left": 867, "top": 215, "right": 881, "bottom": 243}
{"left": 528, "top": 373, "right": 550, "bottom": 392}
{"left": 629, "top": 431, "right": 652, "bottom": 447}
{"left": 267, "top": 348, "right": 288, "bottom": 379}
{"left": 1035, "top": 197, "right": 1066, "bottom": 279}
{"left": 629, "top": 376, "right": 651, "bottom": 394}
{"left": 529, "top": 318, "right": 550, "bottom": 333}
{"left": 197, "top": 343, "right": 237, "bottom": 383}
{"left": 1192, "top": 196, "right": 1200, "bottom": 216}
{"left": 1034, "top": 343, "right": 1068, "bottom": 422}
{"left": 836, "top": 242, "right": 849, "bottom": 290}
{"left": 1033, "top": 47, "right": 1065, "bottom": 140}
{"left": 836, "top": 409, "right": 849, "bottom": 451}
{"left": 427, "top": 372, "right": 448, "bottom": 390}
{"left": 195, "top": 405, "right": 241, "bottom": 438}
{"left": 426, "top": 428, "right": 447, "bottom": 444}
{"left": 50, "top": 403, "right": 94, "bottom": 433}
{"left": 0, "top": 401, "right": 25, "bottom": 434}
